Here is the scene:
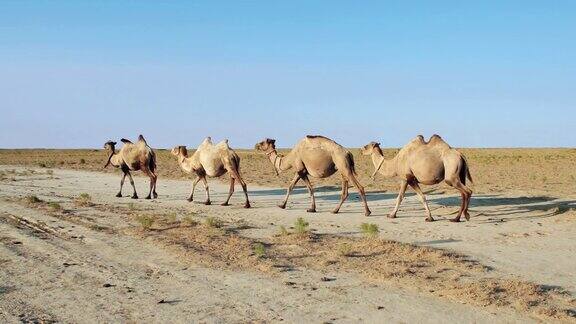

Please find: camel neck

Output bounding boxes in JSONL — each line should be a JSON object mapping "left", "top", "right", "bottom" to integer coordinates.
{"left": 267, "top": 150, "right": 291, "bottom": 172}
{"left": 371, "top": 151, "right": 396, "bottom": 178}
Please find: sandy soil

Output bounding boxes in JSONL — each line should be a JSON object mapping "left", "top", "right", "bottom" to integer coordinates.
{"left": 1, "top": 166, "right": 575, "bottom": 323}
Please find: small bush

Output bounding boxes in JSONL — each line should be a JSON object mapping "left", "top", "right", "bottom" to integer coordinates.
{"left": 25, "top": 195, "right": 43, "bottom": 204}
{"left": 38, "top": 162, "right": 47, "bottom": 168}
{"left": 46, "top": 170, "right": 54, "bottom": 176}
{"left": 294, "top": 217, "right": 309, "bottom": 235}
{"left": 75, "top": 193, "right": 93, "bottom": 207}
{"left": 253, "top": 243, "right": 266, "bottom": 258}
{"left": 204, "top": 216, "right": 222, "bottom": 228}
{"left": 127, "top": 203, "right": 137, "bottom": 211}
{"left": 79, "top": 158, "right": 86, "bottom": 164}
{"left": 136, "top": 215, "right": 154, "bottom": 230}
{"left": 47, "top": 202, "right": 62, "bottom": 211}
{"left": 360, "top": 223, "right": 379, "bottom": 238}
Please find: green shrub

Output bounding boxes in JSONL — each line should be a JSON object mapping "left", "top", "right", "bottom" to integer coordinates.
{"left": 24, "top": 195, "right": 43, "bottom": 204}
{"left": 47, "top": 202, "right": 62, "bottom": 211}
{"left": 360, "top": 223, "right": 379, "bottom": 238}
{"left": 204, "top": 216, "right": 222, "bottom": 228}
{"left": 294, "top": 217, "right": 309, "bottom": 235}
{"left": 253, "top": 243, "right": 266, "bottom": 258}
{"left": 182, "top": 215, "right": 199, "bottom": 227}
{"left": 136, "top": 215, "right": 154, "bottom": 230}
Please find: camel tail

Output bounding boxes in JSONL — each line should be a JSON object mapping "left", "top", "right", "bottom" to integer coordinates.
{"left": 346, "top": 152, "right": 357, "bottom": 175}
{"left": 231, "top": 153, "right": 241, "bottom": 171}
{"left": 460, "top": 155, "right": 473, "bottom": 185}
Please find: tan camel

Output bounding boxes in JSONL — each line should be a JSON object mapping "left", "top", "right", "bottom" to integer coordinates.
{"left": 255, "top": 136, "right": 371, "bottom": 216}
{"left": 361, "top": 135, "right": 473, "bottom": 222}
{"left": 171, "top": 137, "right": 250, "bottom": 208}
{"left": 104, "top": 135, "right": 158, "bottom": 199}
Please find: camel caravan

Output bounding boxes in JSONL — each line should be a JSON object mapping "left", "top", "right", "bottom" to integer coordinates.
{"left": 103, "top": 134, "right": 473, "bottom": 222}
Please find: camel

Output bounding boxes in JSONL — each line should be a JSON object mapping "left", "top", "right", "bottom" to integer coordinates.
{"left": 171, "top": 137, "right": 250, "bottom": 208}
{"left": 255, "top": 136, "right": 371, "bottom": 216}
{"left": 361, "top": 134, "right": 473, "bottom": 222}
{"left": 103, "top": 135, "right": 158, "bottom": 199}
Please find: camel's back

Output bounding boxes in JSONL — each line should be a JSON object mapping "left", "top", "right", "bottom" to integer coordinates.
{"left": 295, "top": 136, "right": 352, "bottom": 177}
{"left": 195, "top": 139, "right": 232, "bottom": 176}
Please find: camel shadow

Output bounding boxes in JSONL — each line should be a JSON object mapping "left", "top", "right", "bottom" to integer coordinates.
{"left": 430, "top": 194, "right": 576, "bottom": 222}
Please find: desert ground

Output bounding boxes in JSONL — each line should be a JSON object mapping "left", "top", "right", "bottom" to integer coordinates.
{"left": 1, "top": 149, "right": 575, "bottom": 323}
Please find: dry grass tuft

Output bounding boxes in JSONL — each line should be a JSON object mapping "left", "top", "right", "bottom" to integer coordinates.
{"left": 74, "top": 193, "right": 93, "bottom": 207}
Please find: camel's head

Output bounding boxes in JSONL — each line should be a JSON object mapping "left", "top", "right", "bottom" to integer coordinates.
{"left": 361, "top": 141, "right": 381, "bottom": 155}
{"left": 171, "top": 145, "right": 188, "bottom": 157}
{"left": 103, "top": 141, "right": 117, "bottom": 168}
{"left": 254, "top": 138, "right": 276, "bottom": 153}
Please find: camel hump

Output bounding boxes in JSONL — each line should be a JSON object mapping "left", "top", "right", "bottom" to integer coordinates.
{"left": 137, "top": 135, "right": 148, "bottom": 145}
{"left": 120, "top": 138, "right": 133, "bottom": 144}
{"left": 215, "top": 139, "right": 230, "bottom": 149}
{"left": 306, "top": 135, "right": 329, "bottom": 140}
{"left": 428, "top": 134, "right": 447, "bottom": 145}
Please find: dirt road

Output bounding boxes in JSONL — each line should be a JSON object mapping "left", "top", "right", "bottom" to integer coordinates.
{"left": 1, "top": 166, "right": 574, "bottom": 323}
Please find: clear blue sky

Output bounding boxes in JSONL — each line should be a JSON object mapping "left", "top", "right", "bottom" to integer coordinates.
{"left": 1, "top": 1, "right": 574, "bottom": 148}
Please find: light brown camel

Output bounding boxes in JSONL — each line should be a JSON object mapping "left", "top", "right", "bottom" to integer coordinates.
{"left": 361, "top": 134, "right": 473, "bottom": 222}
{"left": 171, "top": 137, "right": 250, "bottom": 208}
{"left": 255, "top": 136, "right": 371, "bottom": 216}
{"left": 104, "top": 135, "right": 158, "bottom": 199}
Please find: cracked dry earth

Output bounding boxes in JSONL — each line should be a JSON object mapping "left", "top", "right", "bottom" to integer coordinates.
{"left": 0, "top": 166, "right": 575, "bottom": 323}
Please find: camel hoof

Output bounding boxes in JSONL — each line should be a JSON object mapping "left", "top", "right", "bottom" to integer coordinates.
{"left": 450, "top": 217, "right": 461, "bottom": 223}
{"left": 204, "top": 201, "right": 211, "bottom": 205}
{"left": 365, "top": 210, "right": 372, "bottom": 217}
{"left": 331, "top": 209, "right": 339, "bottom": 214}
{"left": 221, "top": 202, "right": 230, "bottom": 206}
{"left": 464, "top": 212, "right": 471, "bottom": 221}
{"left": 153, "top": 193, "right": 158, "bottom": 199}
{"left": 187, "top": 197, "right": 193, "bottom": 202}
{"left": 306, "top": 208, "right": 316, "bottom": 213}
{"left": 115, "top": 193, "right": 122, "bottom": 198}
{"left": 425, "top": 217, "right": 434, "bottom": 222}
{"left": 244, "top": 203, "right": 251, "bottom": 209}
{"left": 387, "top": 214, "right": 397, "bottom": 219}
{"left": 144, "top": 195, "right": 151, "bottom": 200}
{"left": 131, "top": 195, "right": 138, "bottom": 199}
{"left": 277, "top": 204, "right": 286, "bottom": 209}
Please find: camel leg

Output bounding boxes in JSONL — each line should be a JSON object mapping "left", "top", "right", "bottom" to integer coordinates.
{"left": 279, "top": 174, "right": 300, "bottom": 209}
{"left": 144, "top": 170, "right": 154, "bottom": 200}
{"left": 228, "top": 167, "right": 251, "bottom": 208}
{"left": 346, "top": 173, "right": 371, "bottom": 217}
{"left": 449, "top": 181, "right": 472, "bottom": 222}
{"left": 389, "top": 180, "right": 408, "bottom": 218}
{"left": 222, "top": 177, "right": 235, "bottom": 206}
{"left": 332, "top": 176, "right": 349, "bottom": 214}
{"left": 188, "top": 177, "right": 201, "bottom": 202}
{"left": 301, "top": 175, "right": 316, "bottom": 213}
{"left": 126, "top": 172, "right": 138, "bottom": 199}
{"left": 117, "top": 172, "right": 127, "bottom": 197}
{"left": 409, "top": 182, "right": 433, "bottom": 222}
{"left": 201, "top": 176, "right": 211, "bottom": 205}
{"left": 152, "top": 172, "right": 158, "bottom": 199}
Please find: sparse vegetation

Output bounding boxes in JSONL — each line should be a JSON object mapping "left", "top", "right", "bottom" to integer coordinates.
{"left": 47, "top": 201, "right": 62, "bottom": 211}
{"left": 74, "top": 193, "right": 93, "bottom": 207}
{"left": 127, "top": 203, "right": 137, "bottom": 211}
{"left": 294, "top": 217, "right": 309, "bottom": 235}
{"left": 24, "top": 195, "right": 43, "bottom": 205}
{"left": 166, "top": 212, "right": 178, "bottom": 223}
{"left": 136, "top": 215, "right": 154, "bottom": 230}
{"left": 360, "top": 223, "right": 379, "bottom": 238}
{"left": 204, "top": 216, "right": 222, "bottom": 228}
{"left": 79, "top": 158, "right": 86, "bottom": 164}
{"left": 253, "top": 243, "right": 266, "bottom": 258}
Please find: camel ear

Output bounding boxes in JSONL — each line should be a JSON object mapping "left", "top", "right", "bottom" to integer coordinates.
{"left": 376, "top": 142, "right": 381, "bottom": 147}
{"left": 179, "top": 146, "right": 188, "bottom": 156}
{"left": 266, "top": 139, "right": 276, "bottom": 145}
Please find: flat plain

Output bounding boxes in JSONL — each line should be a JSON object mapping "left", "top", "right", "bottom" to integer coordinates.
{"left": 0, "top": 148, "right": 575, "bottom": 323}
